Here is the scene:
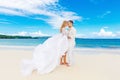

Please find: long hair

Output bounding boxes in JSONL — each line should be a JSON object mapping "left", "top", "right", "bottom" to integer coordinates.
{"left": 60, "top": 21, "right": 67, "bottom": 33}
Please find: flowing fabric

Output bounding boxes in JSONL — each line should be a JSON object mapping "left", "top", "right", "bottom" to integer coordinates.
{"left": 21, "top": 29, "right": 68, "bottom": 76}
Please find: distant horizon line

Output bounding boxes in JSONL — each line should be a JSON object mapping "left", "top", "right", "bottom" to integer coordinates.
{"left": 0, "top": 34, "right": 120, "bottom": 39}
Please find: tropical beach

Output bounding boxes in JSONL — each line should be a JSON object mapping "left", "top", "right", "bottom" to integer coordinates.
{"left": 0, "top": 0, "right": 120, "bottom": 80}
{"left": 0, "top": 46, "right": 120, "bottom": 80}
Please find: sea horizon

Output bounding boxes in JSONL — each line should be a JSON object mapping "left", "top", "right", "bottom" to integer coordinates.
{"left": 0, "top": 38, "right": 120, "bottom": 49}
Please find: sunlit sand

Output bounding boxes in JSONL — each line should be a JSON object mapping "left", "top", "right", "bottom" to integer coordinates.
{"left": 0, "top": 46, "right": 120, "bottom": 80}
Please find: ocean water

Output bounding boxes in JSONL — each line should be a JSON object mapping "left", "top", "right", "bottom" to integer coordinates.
{"left": 75, "top": 38, "right": 120, "bottom": 48}
{"left": 0, "top": 38, "right": 120, "bottom": 48}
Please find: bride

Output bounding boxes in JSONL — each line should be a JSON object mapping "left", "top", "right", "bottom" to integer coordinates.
{"left": 21, "top": 21, "right": 69, "bottom": 76}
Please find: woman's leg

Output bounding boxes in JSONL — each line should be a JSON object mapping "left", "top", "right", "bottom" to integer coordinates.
{"left": 64, "top": 53, "right": 67, "bottom": 64}
{"left": 64, "top": 51, "right": 70, "bottom": 67}
{"left": 60, "top": 51, "right": 67, "bottom": 65}
{"left": 60, "top": 51, "right": 70, "bottom": 66}
{"left": 60, "top": 55, "right": 64, "bottom": 65}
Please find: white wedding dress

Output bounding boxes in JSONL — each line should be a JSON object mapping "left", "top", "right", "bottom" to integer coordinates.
{"left": 21, "top": 28, "right": 68, "bottom": 76}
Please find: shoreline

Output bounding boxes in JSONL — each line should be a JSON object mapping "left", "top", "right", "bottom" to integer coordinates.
{"left": 0, "top": 45, "right": 120, "bottom": 50}
{"left": 0, "top": 45, "right": 120, "bottom": 55}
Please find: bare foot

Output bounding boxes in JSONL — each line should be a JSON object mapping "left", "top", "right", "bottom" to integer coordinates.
{"left": 60, "top": 62, "right": 64, "bottom": 65}
{"left": 65, "top": 63, "right": 70, "bottom": 67}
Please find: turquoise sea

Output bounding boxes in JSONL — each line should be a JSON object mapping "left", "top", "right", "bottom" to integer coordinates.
{"left": 0, "top": 38, "right": 120, "bottom": 48}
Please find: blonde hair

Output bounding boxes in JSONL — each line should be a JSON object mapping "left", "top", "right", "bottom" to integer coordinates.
{"left": 60, "top": 21, "right": 67, "bottom": 33}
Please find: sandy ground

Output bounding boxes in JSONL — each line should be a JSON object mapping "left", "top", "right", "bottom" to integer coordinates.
{"left": 0, "top": 46, "right": 120, "bottom": 80}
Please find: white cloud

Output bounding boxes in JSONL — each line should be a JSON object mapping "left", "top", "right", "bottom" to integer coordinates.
{"left": 0, "top": 0, "right": 82, "bottom": 28}
{"left": 17, "top": 31, "right": 28, "bottom": 36}
{"left": 93, "top": 28, "right": 116, "bottom": 37}
{"left": 0, "top": 8, "right": 24, "bottom": 16}
{"left": 76, "top": 34, "right": 86, "bottom": 38}
{"left": 11, "top": 31, "right": 28, "bottom": 36}
{"left": 98, "top": 11, "right": 111, "bottom": 18}
{"left": 47, "top": 11, "right": 81, "bottom": 28}
{"left": 10, "top": 31, "right": 49, "bottom": 37}
{"left": 29, "top": 31, "right": 49, "bottom": 37}
{"left": 116, "top": 32, "right": 120, "bottom": 36}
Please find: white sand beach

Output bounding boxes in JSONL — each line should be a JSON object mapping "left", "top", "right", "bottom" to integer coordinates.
{"left": 0, "top": 46, "right": 120, "bottom": 80}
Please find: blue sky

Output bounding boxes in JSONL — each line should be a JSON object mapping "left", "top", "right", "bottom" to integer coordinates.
{"left": 0, "top": 0, "right": 120, "bottom": 38}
